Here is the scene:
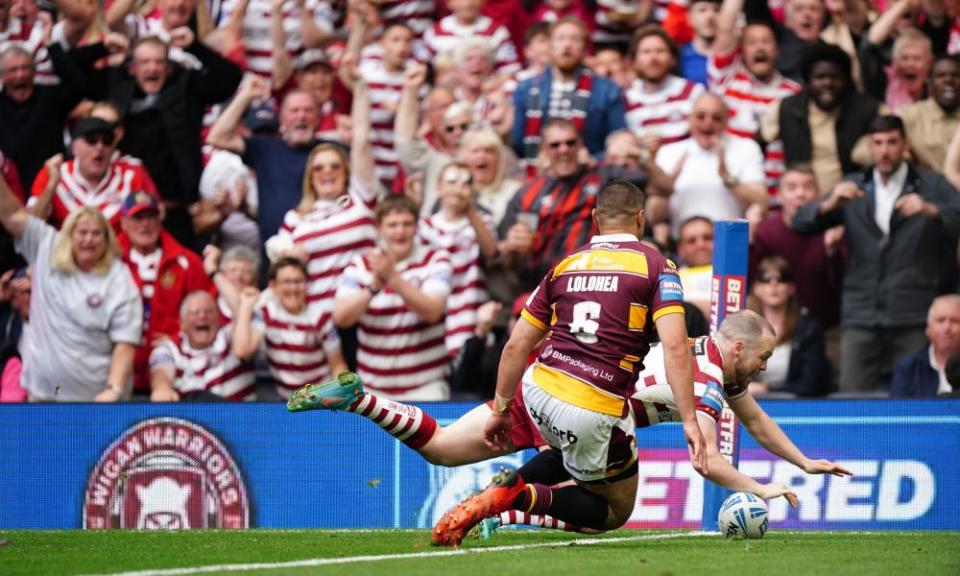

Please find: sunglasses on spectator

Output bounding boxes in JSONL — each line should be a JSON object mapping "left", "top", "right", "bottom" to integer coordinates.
{"left": 547, "top": 138, "right": 579, "bottom": 150}
{"left": 312, "top": 162, "right": 344, "bottom": 172}
{"left": 442, "top": 170, "right": 472, "bottom": 185}
{"left": 444, "top": 122, "right": 470, "bottom": 134}
{"left": 757, "top": 273, "right": 792, "bottom": 284}
{"left": 81, "top": 133, "right": 115, "bottom": 147}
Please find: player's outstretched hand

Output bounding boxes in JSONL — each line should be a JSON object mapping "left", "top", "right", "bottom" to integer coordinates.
{"left": 483, "top": 412, "right": 513, "bottom": 453}
{"left": 803, "top": 459, "right": 853, "bottom": 477}
{"left": 758, "top": 482, "right": 799, "bottom": 508}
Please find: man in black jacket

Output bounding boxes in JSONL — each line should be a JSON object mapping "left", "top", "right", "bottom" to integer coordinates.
{"left": 0, "top": 42, "right": 86, "bottom": 192}
{"left": 793, "top": 115, "right": 960, "bottom": 392}
{"left": 82, "top": 29, "right": 242, "bottom": 247}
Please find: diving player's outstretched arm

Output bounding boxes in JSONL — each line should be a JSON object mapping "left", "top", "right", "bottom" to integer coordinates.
{"left": 696, "top": 413, "right": 799, "bottom": 506}
{"left": 729, "top": 393, "right": 854, "bottom": 477}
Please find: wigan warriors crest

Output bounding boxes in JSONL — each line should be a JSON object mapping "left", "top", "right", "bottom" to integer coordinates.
{"left": 83, "top": 417, "right": 250, "bottom": 529}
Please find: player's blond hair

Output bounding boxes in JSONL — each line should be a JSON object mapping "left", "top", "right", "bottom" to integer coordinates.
{"left": 717, "top": 310, "right": 777, "bottom": 349}
{"left": 52, "top": 207, "right": 120, "bottom": 276}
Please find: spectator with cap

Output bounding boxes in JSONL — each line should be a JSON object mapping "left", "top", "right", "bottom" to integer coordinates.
{"left": 28, "top": 118, "right": 158, "bottom": 232}
{"left": 272, "top": 27, "right": 350, "bottom": 142}
{"left": 117, "top": 191, "right": 214, "bottom": 395}
{"left": 891, "top": 294, "right": 960, "bottom": 397}
{"left": 899, "top": 55, "right": 960, "bottom": 172}
{"left": 0, "top": 170, "right": 142, "bottom": 402}
{"left": 78, "top": 34, "right": 243, "bottom": 248}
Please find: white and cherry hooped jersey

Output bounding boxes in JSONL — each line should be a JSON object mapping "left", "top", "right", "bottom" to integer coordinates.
{"left": 252, "top": 297, "right": 341, "bottom": 399}
{"left": 29, "top": 158, "right": 158, "bottom": 231}
{"left": 274, "top": 179, "right": 380, "bottom": 312}
{"left": 337, "top": 243, "right": 454, "bottom": 396}
{"left": 417, "top": 211, "right": 492, "bottom": 356}
{"left": 631, "top": 335, "right": 748, "bottom": 427}
{"left": 149, "top": 325, "right": 256, "bottom": 401}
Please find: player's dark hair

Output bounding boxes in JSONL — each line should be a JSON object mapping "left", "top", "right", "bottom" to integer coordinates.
{"left": 268, "top": 256, "right": 308, "bottom": 282}
{"left": 596, "top": 180, "right": 645, "bottom": 224}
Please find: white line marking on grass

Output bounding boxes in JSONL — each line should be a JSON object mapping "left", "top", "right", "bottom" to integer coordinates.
{"left": 80, "top": 531, "right": 716, "bottom": 576}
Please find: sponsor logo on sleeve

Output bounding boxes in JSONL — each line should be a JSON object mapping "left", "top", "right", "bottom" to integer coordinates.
{"left": 658, "top": 275, "right": 684, "bottom": 301}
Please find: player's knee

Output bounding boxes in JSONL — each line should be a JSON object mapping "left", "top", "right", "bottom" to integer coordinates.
{"left": 602, "top": 503, "right": 632, "bottom": 531}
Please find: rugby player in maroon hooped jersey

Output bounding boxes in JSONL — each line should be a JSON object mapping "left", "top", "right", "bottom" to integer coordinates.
{"left": 428, "top": 180, "right": 712, "bottom": 546}
{"left": 288, "top": 180, "right": 708, "bottom": 545}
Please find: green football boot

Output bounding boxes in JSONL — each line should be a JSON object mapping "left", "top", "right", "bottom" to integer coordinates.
{"left": 469, "top": 517, "right": 501, "bottom": 541}
{"left": 287, "top": 371, "right": 364, "bottom": 412}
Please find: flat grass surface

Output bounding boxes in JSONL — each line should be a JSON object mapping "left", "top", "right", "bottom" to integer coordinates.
{"left": 1, "top": 529, "right": 958, "bottom": 576}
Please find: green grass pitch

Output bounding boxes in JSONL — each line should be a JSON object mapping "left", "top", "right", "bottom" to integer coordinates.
{"left": 1, "top": 529, "right": 958, "bottom": 576}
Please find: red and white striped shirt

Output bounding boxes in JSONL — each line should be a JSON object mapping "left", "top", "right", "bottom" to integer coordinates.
{"left": 359, "top": 58, "right": 406, "bottom": 187}
{"left": 29, "top": 158, "right": 158, "bottom": 231}
{"left": 275, "top": 180, "right": 379, "bottom": 312}
{"left": 149, "top": 326, "right": 256, "bottom": 401}
{"left": 336, "top": 244, "right": 453, "bottom": 396}
{"left": 624, "top": 75, "right": 703, "bottom": 145}
{"left": 377, "top": 0, "right": 436, "bottom": 39}
{"left": 419, "top": 15, "right": 520, "bottom": 76}
{"left": 252, "top": 297, "right": 340, "bottom": 399}
{"left": 418, "top": 212, "right": 492, "bottom": 355}
{"left": 708, "top": 46, "right": 801, "bottom": 193}
{"left": 217, "top": 0, "right": 335, "bottom": 77}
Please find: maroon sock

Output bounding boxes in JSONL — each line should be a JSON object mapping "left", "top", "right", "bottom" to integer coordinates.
{"left": 512, "top": 483, "right": 554, "bottom": 515}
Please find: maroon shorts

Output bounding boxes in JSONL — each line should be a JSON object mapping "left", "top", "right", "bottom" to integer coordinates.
{"left": 485, "top": 386, "right": 548, "bottom": 451}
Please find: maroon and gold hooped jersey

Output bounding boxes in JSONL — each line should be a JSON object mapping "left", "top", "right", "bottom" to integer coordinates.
{"left": 521, "top": 233, "right": 686, "bottom": 417}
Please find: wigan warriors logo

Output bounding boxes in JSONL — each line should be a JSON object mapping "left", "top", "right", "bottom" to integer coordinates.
{"left": 84, "top": 418, "right": 250, "bottom": 530}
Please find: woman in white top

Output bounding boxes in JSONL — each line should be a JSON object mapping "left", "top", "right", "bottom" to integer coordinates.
{"left": 0, "top": 174, "right": 142, "bottom": 402}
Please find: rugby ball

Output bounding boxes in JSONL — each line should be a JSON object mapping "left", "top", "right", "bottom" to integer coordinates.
{"left": 718, "top": 492, "right": 769, "bottom": 539}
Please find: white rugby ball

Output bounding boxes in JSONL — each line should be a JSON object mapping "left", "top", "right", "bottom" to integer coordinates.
{"left": 718, "top": 491, "right": 769, "bottom": 539}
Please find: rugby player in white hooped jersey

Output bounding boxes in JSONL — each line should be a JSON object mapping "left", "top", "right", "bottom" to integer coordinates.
{"left": 287, "top": 313, "right": 846, "bottom": 537}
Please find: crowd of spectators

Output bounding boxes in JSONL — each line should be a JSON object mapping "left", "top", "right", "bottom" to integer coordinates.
{"left": 0, "top": 0, "right": 959, "bottom": 403}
